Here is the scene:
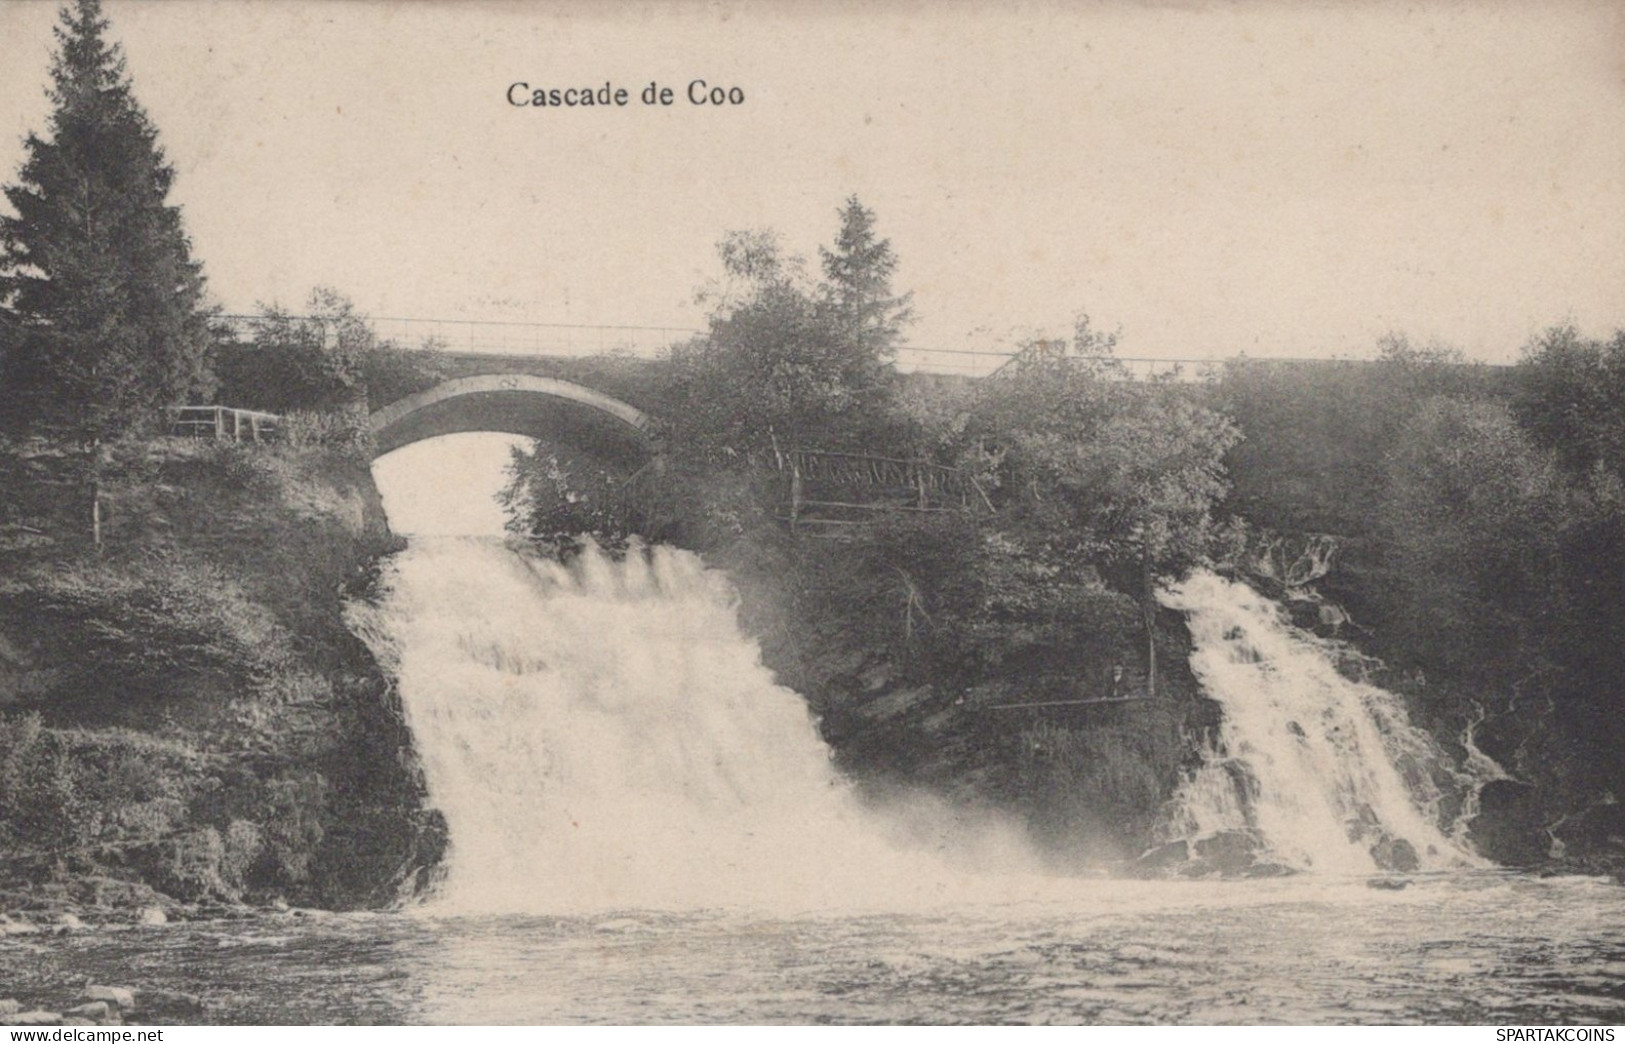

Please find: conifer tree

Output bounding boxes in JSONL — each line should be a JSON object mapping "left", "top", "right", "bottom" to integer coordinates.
{"left": 817, "top": 195, "right": 915, "bottom": 367}
{"left": 0, "top": 0, "right": 213, "bottom": 448}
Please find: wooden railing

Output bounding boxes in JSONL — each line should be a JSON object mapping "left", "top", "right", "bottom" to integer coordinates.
{"left": 169, "top": 405, "right": 281, "bottom": 442}
{"left": 777, "top": 448, "right": 990, "bottom": 533}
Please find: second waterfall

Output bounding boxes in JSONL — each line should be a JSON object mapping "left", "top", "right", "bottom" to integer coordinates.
{"left": 1156, "top": 570, "right": 1497, "bottom": 875}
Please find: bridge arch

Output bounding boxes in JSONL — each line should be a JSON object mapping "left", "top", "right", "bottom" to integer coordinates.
{"left": 370, "top": 374, "right": 654, "bottom": 467}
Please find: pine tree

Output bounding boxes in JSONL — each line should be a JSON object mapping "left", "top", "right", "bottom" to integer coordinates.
{"left": 0, "top": 0, "right": 213, "bottom": 448}
{"left": 817, "top": 195, "right": 915, "bottom": 367}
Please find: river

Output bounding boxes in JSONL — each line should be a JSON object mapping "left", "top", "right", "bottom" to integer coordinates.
{"left": 3, "top": 873, "right": 1623, "bottom": 1023}
{"left": 13, "top": 440, "right": 1621, "bottom": 1026}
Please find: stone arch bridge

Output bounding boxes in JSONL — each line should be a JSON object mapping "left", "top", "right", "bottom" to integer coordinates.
{"left": 369, "top": 371, "right": 656, "bottom": 468}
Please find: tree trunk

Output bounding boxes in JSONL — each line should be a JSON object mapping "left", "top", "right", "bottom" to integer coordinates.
{"left": 1142, "top": 557, "right": 1157, "bottom": 698}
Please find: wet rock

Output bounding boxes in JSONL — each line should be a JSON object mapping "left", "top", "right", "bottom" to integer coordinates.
{"left": 1243, "top": 861, "right": 1297, "bottom": 878}
{"left": 63, "top": 1001, "right": 110, "bottom": 1022}
{"left": 1367, "top": 877, "right": 1411, "bottom": 891}
{"left": 1550, "top": 798, "right": 1625, "bottom": 865}
{"left": 139, "top": 988, "right": 204, "bottom": 1016}
{"left": 85, "top": 986, "right": 135, "bottom": 1010}
{"left": 11, "top": 1011, "right": 62, "bottom": 1026}
{"left": 857, "top": 661, "right": 898, "bottom": 693}
{"left": 196, "top": 902, "right": 255, "bottom": 921}
{"left": 1468, "top": 779, "right": 1547, "bottom": 866}
{"left": 1369, "top": 836, "right": 1420, "bottom": 872}
{"left": 1191, "top": 830, "right": 1262, "bottom": 875}
{"left": 137, "top": 905, "right": 168, "bottom": 926}
{"left": 1131, "top": 839, "right": 1189, "bottom": 876}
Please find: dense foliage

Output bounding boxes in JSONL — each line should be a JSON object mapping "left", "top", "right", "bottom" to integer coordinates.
{"left": 213, "top": 287, "right": 452, "bottom": 414}
{"left": 1215, "top": 328, "right": 1625, "bottom": 860}
{"left": 503, "top": 197, "right": 918, "bottom": 545}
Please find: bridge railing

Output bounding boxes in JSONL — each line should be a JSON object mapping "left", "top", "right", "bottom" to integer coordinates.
{"left": 213, "top": 313, "right": 700, "bottom": 359}
{"left": 214, "top": 311, "right": 1503, "bottom": 380}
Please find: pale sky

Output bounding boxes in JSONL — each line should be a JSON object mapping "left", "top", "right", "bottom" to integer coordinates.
{"left": 2, "top": 0, "right": 1622, "bottom": 366}
{"left": 373, "top": 432, "right": 528, "bottom": 535}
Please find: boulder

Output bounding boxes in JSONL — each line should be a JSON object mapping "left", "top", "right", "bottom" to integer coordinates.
{"left": 1367, "top": 877, "right": 1412, "bottom": 891}
{"left": 85, "top": 986, "right": 136, "bottom": 1010}
{"left": 1369, "top": 836, "right": 1421, "bottom": 872}
{"left": 1130, "top": 840, "right": 1189, "bottom": 876}
{"left": 11, "top": 1011, "right": 62, "bottom": 1026}
{"left": 1468, "top": 780, "right": 1547, "bottom": 866}
{"left": 63, "top": 1001, "right": 109, "bottom": 1022}
{"left": 139, "top": 988, "right": 204, "bottom": 1016}
{"left": 1191, "top": 830, "right": 1263, "bottom": 875}
{"left": 137, "top": 906, "right": 168, "bottom": 926}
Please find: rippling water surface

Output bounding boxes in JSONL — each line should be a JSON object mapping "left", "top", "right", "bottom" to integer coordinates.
{"left": 5, "top": 873, "right": 1624, "bottom": 1024}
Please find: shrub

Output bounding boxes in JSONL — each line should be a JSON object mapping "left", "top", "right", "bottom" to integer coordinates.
{"left": 278, "top": 404, "right": 376, "bottom": 460}
{"left": 0, "top": 712, "right": 86, "bottom": 854}
{"left": 11, "top": 556, "right": 293, "bottom": 706}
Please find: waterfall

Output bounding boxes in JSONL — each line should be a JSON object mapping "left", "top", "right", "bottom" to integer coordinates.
{"left": 348, "top": 536, "right": 1038, "bottom": 914}
{"left": 1157, "top": 570, "right": 1495, "bottom": 875}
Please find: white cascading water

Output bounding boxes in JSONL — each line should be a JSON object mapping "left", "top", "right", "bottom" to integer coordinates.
{"left": 348, "top": 536, "right": 1042, "bottom": 914}
{"left": 1157, "top": 569, "right": 1494, "bottom": 874}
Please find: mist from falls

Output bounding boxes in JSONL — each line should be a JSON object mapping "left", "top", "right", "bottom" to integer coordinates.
{"left": 350, "top": 534, "right": 1059, "bottom": 913}
{"left": 1157, "top": 570, "right": 1497, "bottom": 874}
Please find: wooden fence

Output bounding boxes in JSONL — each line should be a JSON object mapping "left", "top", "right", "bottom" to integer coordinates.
{"left": 169, "top": 406, "right": 281, "bottom": 442}
{"left": 777, "top": 448, "right": 990, "bottom": 534}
